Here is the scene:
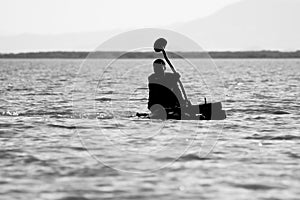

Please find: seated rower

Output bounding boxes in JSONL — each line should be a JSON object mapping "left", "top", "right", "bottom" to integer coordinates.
{"left": 147, "top": 59, "right": 185, "bottom": 119}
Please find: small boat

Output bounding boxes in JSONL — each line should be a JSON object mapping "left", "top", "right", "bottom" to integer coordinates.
{"left": 136, "top": 102, "right": 226, "bottom": 120}
{"left": 137, "top": 38, "right": 226, "bottom": 120}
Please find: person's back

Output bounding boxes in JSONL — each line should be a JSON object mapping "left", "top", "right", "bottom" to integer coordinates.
{"left": 148, "top": 72, "right": 181, "bottom": 109}
{"left": 147, "top": 59, "right": 184, "bottom": 118}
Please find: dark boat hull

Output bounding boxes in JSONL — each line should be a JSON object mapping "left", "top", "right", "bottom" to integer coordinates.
{"left": 136, "top": 102, "right": 226, "bottom": 120}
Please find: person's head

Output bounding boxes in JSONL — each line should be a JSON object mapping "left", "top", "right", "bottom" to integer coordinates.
{"left": 153, "top": 59, "right": 166, "bottom": 75}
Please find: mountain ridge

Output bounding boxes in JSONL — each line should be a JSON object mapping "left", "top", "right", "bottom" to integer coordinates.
{"left": 0, "top": 0, "right": 299, "bottom": 52}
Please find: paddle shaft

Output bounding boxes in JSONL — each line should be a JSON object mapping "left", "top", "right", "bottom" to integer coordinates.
{"left": 162, "top": 50, "right": 189, "bottom": 102}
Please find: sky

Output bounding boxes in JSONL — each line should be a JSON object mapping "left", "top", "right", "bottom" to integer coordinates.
{"left": 0, "top": 0, "right": 241, "bottom": 35}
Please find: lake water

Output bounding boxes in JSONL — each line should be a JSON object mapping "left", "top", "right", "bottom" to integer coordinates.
{"left": 0, "top": 59, "right": 299, "bottom": 199}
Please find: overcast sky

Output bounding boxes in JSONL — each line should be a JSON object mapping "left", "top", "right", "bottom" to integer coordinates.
{"left": 0, "top": 0, "right": 240, "bottom": 35}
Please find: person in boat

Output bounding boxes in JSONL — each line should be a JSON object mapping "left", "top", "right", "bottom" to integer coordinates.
{"left": 147, "top": 59, "right": 185, "bottom": 119}
{"left": 146, "top": 58, "right": 224, "bottom": 120}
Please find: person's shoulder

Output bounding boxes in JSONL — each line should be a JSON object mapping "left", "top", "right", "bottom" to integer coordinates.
{"left": 148, "top": 73, "right": 156, "bottom": 81}
{"left": 165, "top": 72, "right": 180, "bottom": 81}
{"left": 164, "top": 72, "right": 174, "bottom": 77}
{"left": 165, "top": 72, "right": 177, "bottom": 79}
{"left": 148, "top": 73, "right": 155, "bottom": 79}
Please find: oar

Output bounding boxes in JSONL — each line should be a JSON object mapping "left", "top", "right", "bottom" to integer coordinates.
{"left": 154, "top": 38, "right": 190, "bottom": 106}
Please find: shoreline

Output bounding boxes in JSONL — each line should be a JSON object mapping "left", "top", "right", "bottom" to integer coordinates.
{"left": 1, "top": 50, "right": 300, "bottom": 59}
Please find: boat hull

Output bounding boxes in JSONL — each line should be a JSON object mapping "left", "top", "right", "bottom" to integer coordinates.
{"left": 136, "top": 102, "right": 226, "bottom": 120}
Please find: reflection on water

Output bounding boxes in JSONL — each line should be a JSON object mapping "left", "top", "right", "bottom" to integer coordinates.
{"left": 0, "top": 59, "right": 299, "bottom": 199}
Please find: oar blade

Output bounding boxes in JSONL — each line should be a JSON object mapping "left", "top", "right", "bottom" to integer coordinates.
{"left": 154, "top": 38, "right": 167, "bottom": 52}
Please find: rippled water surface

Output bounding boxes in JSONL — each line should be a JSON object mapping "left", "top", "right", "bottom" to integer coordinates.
{"left": 0, "top": 59, "right": 299, "bottom": 200}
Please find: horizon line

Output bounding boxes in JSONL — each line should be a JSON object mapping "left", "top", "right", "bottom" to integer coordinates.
{"left": 1, "top": 50, "right": 300, "bottom": 59}
{"left": 1, "top": 50, "right": 300, "bottom": 54}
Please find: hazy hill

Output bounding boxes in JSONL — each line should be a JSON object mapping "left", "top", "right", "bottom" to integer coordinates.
{"left": 173, "top": 0, "right": 300, "bottom": 50}
{"left": 0, "top": 30, "right": 120, "bottom": 53}
{"left": 1, "top": 51, "right": 300, "bottom": 59}
{"left": 0, "top": 0, "right": 299, "bottom": 52}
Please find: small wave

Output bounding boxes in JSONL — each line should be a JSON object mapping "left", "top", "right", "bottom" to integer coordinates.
{"left": 272, "top": 111, "right": 290, "bottom": 115}
{"left": 253, "top": 93, "right": 276, "bottom": 99}
{"left": 8, "top": 88, "right": 33, "bottom": 92}
{"left": 70, "top": 113, "right": 114, "bottom": 120}
{"left": 0, "top": 123, "right": 34, "bottom": 129}
{"left": 52, "top": 145, "right": 87, "bottom": 151}
{"left": 178, "top": 153, "right": 211, "bottom": 161}
{"left": 271, "top": 135, "right": 300, "bottom": 140}
{"left": 47, "top": 124, "right": 90, "bottom": 129}
{"left": 68, "top": 146, "right": 87, "bottom": 151}
{"left": 231, "top": 183, "right": 284, "bottom": 191}
{"left": 129, "top": 98, "right": 148, "bottom": 101}
{"left": 0, "top": 111, "right": 19, "bottom": 116}
{"left": 155, "top": 154, "right": 210, "bottom": 162}
{"left": 17, "top": 110, "right": 105, "bottom": 119}
{"left": 96, "top": 115, "right": 114, "bottom": 120}
{"left": 22, "top": 155, "right": 42, "bottom": 164}
{"left": 244, "top": 134, "right": 300, "bottom": 140}
{"left": 251, "top": 116, "right": 266, "bottom": 119}
{"left": 260, "top": 129, "right": 274, "bottom": 132}
{"left": 0, "top": 180, "right": 8, "bottom": 185}
{"left": 94, "top": 97, "right": 131, "bottom": 102}
{"left": 285, "top": 152, "right": 300, "bottom": 159}
{"left": 95, "top": 97, "right": 112, "bottom": 101}
{"left": 225, "top": 99, "right": 235, "bottom": 103}
{"left": 47, "top": 124, "right": 77, "bottom": 129}
{"left": 98, "top": 91, "right": 114, "bottom": 94}
{"left": 20, "top": 111, "right": 73, "bottom": 118}
{"left": 228, "top": 108, "right": 290, "bottom": 115}
{"left": 0, "top": 130, "right": 19, "bottom": 135}
{"left": 1, "top": 152, "right": 43, "bottom": 164}
{"left": 24, "top": 92, "right": 60, "bottom": 96}
{"left": 57, "top": 196, "right": 91, "bottom": 200}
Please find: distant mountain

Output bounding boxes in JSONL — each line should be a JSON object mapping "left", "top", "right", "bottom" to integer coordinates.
{"left": 172, "top": 0, "right": 300, "bottom": 51}
{"left": 0, "top": 30, "right": 120, "bottom": 53}
{"left": 2, "top": 50, "right": 300, "bottom": 59}
{"left": 0, "top": 0, "right": 299, "bottom": 52}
